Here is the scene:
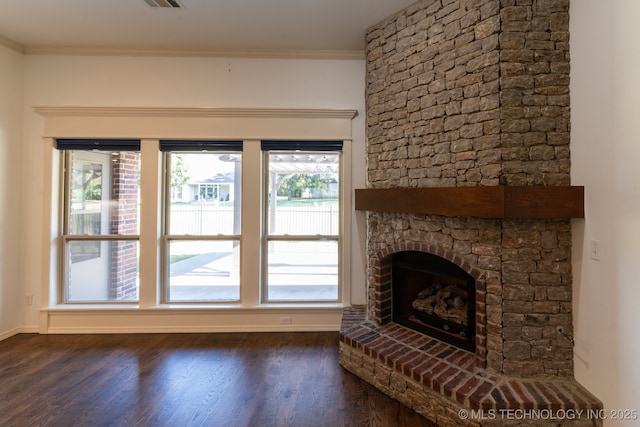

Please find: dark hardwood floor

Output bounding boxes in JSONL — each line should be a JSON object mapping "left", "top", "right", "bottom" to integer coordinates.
{"left": 0, "top": 332, "right": 434, "bottom": 427}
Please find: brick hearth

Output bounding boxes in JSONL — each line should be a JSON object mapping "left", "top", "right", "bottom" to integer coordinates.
{"left": 340, "top": 307, "right": 602, "bottom": 426}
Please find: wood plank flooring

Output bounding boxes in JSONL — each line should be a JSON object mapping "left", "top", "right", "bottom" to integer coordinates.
{"left": 0, "top": 332, "right": 435, "bottom": 427}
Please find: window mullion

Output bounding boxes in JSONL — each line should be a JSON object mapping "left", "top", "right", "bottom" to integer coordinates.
{"left": 139, "top": 139, "right": 162, "bottom": 307}
{"left": 240, "top": 140, "right": 262, "bottom": 306}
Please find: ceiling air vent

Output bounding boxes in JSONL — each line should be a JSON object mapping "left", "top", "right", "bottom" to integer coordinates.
{"left": 143, "top": 0, "right": 181, "bottom": 8}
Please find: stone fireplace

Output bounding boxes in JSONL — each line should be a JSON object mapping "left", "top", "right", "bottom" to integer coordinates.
{"left": 339, "top": 0, "right": 603, "bottom": 425}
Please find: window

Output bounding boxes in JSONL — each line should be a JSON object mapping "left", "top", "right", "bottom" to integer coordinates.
{"left": 45, "top": 107, "right": 356, "bottom": 328}
{"left": 262, "top": 141, "right": 342, "bottom": 302}
{"left": 161, "top": 141, "right": 242, "bottom": 302}
{"left": 56, "top": 138, "right": 346, "bottom": 306}
{"left": 59, "top": 139, "right": 141, "bottom": 302}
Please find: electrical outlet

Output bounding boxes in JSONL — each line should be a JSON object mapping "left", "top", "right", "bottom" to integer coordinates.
{"left": 279, "top": 316, "right": 292, "bottom": 325}
{"left": 589, "top": 240, "right": 601, "bottom": 261}
{"left": 25, "top": 293, "right": 33, "bottom": 306}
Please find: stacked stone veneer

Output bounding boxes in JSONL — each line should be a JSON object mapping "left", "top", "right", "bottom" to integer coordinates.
{"left": 340, "top": 0, "right": 603, "bottom": 425}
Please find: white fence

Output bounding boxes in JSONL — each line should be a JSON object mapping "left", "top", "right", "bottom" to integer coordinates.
{"left": 169, "top": 204, "right": 338, "bottom": 235}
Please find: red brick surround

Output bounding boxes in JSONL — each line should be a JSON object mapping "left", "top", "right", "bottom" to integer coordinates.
{"left": 371, "top": 242, "right": 487, "bottom": 368}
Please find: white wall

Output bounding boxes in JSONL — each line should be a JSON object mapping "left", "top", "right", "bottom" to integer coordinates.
{"left": 571, "top": 1, "right": 640, "bottom": 425}
{"left": 0, "top": 45, "right": 23, "bottom": 338}
{"left": 21, "top": 54, "right": 368, "bottom": 328}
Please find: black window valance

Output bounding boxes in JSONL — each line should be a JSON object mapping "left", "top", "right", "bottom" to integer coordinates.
{"left": 160, "top": 140, "right": 243, "bottom": 152}
{"left": 56, "top": 139, "right": 141, "bottom": 151}
{"left": 261, "top": 140, "right": 343, "bottom": 151}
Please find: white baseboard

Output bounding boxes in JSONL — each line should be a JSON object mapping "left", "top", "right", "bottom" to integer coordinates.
{"left": 0, "top": 326, "right": 39, "bottom": 341}
{"left": 0, "top": 328, "right": 20, "bottom": 341}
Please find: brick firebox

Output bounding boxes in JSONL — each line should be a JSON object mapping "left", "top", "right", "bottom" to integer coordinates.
{"left": 339, "top": 0, "right": 603, "bottom": 425}
{"left": 371, "top": 242, "right": 488, "bottom": 368}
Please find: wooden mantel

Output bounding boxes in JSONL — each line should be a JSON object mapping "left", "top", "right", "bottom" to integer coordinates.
{"left": 354, "top": 186, "right": 584, "bottom": 219}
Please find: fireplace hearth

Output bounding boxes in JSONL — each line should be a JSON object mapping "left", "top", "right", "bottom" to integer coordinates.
{"left": 393, "top": 251, "right": 476, "bottom": 352}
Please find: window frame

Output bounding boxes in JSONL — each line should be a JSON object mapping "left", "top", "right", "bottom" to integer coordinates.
{"left": 58, "top": 140, "right": 142, "bottom": 304}
{"left": 160, "top": 141, "right": 243, "bottom": 303}
{"left": 261, "top": 142, "right": 343, "bottom": 303}
{"left": 41, "top": 107, "right": 356, "bottom": 332}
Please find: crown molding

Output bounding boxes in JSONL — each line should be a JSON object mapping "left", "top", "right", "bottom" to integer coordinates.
{"left": 34, "top": 106, "right": 359, "bottom": 120}
{"left": 0, "top": 35, "right": 25, "bottom": 54}
{"left": 24, "top": 46, "right": 365, "bottom": 60}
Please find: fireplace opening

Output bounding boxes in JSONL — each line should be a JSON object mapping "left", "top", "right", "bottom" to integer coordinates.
{"left": 392, "top": 251, "right": 476, "bottom": 352}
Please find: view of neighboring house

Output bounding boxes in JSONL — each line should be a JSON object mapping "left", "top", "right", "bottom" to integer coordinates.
{"left": 171, "top": 172, "right": 235, "bottom": 203}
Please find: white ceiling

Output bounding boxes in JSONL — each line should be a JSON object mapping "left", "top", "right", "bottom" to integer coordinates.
{"left": 0, "top": 0, "right": 417, "bottom": 55}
